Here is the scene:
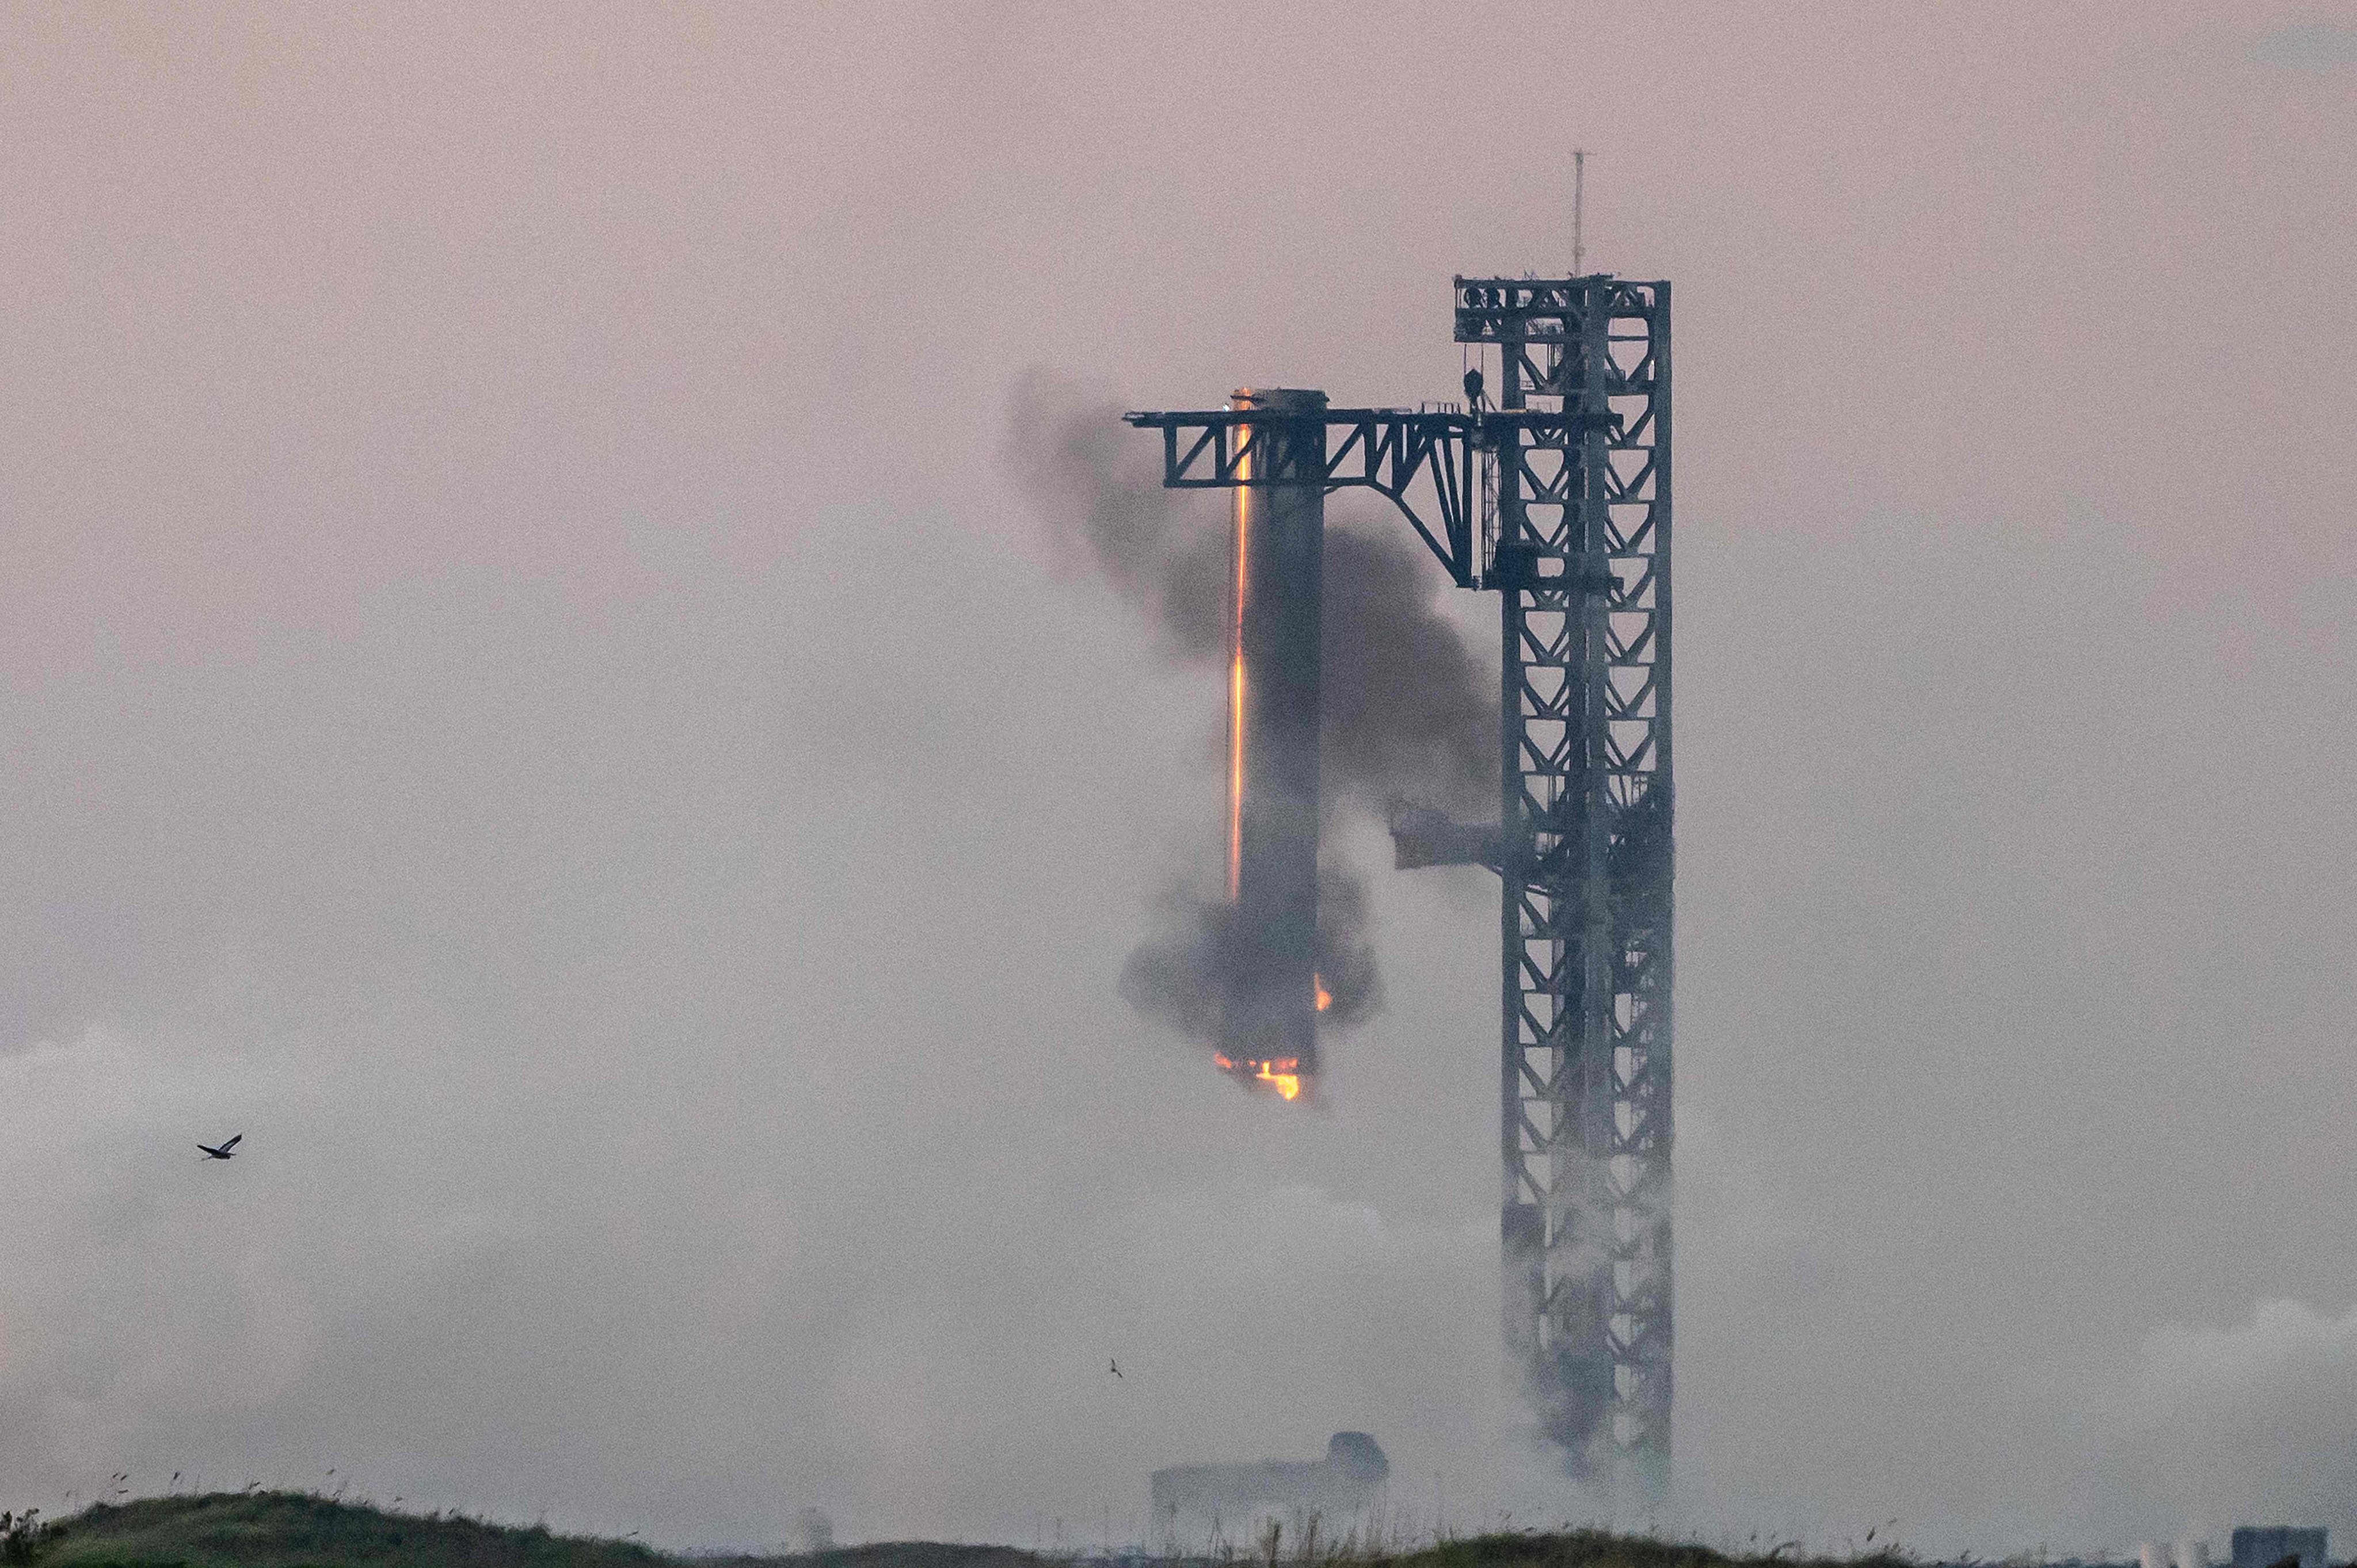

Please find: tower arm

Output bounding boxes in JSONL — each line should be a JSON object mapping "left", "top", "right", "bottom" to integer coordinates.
{"left": 1387, "top": 803, "right": 1503, "bottom": 873}
{"left": 1123, "top": 408, "right": 1481, "bottom": 587}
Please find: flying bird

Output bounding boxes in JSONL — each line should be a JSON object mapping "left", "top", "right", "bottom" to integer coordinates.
{"left": 197, "top": 1134, "right": 242, "bottom": 1160}
{"left": 1108, "top": 1359, "right": 1122, "bottom": 1380}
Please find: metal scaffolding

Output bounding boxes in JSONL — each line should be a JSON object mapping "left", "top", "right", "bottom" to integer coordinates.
{"left": 1461, "top": 275, "right": 1673, "bottom": 1500}
{"left": 1125, "top": 274, "right": 1673, "bottom": 1506}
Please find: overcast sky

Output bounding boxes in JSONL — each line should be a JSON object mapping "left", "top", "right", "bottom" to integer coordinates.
{"left": 2, "top": 3, "right": 2354, "bottom": 1556}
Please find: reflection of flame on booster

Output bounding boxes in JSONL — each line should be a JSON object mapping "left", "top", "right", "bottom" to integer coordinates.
{"left": 1227, "top": 474, "right": 1249, "bottom": 902}
{"left": 1315, "top": 973, "right": 1332, "bottom": 1013}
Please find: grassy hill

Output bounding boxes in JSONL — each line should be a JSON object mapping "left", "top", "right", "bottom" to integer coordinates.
{"left": 32, "top": 1493, "right": 1907, "bottom": 1568}
{"left": 43, "top": 1494, "right": 665, "bottom": 1568}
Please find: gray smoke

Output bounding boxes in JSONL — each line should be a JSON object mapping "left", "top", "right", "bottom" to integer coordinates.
{"left": 1008, "top": 372, "right": 1492, "bottom": 1060}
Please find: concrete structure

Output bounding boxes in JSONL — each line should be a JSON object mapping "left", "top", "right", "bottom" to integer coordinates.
{"left": 2233, "top": 1528, "right": 2329, "bottom": 1568}
{"left": 1150, "top": 1432, "right": 1389, "bottom": 1546}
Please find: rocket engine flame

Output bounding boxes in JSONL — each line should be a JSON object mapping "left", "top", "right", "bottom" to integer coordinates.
{"left": 1213, "top": 1051, "right": 1305, "bottom": 1101}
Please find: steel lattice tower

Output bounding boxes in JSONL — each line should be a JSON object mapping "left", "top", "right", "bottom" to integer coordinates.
{"left": 1125, "top": 273, "right": 1673, "bottom": 1507}
{"left": 1461, "top": 276, "right": 1672, "bottom": 1499}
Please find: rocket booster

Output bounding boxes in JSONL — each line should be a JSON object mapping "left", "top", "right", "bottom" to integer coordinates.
{"left": 1220, "top": 388, "right": 1325, "bottom": 1086}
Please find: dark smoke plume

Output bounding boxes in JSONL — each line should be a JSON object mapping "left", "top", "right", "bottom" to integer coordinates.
{"left": 1008, "top": 372, "right": 1497, "bottom": 815}
{"left": 1008, "top": 371, "right": 1495, "bottom": 1060}
{"left": 1319, "top": 525, "right": 1495, "bottom": 818}
{"left": 1122, "top": 870, "right": 1381, "bottom": 1047}
{"left": 1011, "top": 373, "right": 1229, "bottom": 663}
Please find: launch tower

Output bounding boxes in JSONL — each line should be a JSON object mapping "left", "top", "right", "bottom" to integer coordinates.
{"left": 1126, "top": 275, "right": 1673, "bottom": 1506}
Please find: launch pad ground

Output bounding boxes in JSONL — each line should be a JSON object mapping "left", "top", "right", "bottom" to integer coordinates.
{"left": 26, "top": 1491, "right": 2038, "bottom": 1568}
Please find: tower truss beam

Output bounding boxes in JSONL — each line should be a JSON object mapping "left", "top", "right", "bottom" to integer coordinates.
{"left": 1459, "top": 274, "right": 1671, "bottom": 1504}
{"left": 1125, "top": 405, "right": 1481, "bottom": 586}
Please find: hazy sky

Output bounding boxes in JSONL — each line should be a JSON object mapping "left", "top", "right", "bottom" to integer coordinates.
{"left": 2, "top": 3, "right": 2354, "bottom": 1556}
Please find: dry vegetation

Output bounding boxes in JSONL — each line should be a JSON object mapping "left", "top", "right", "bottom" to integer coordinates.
{"left": 18, "top": 1493, "right": 1917, "bottom": 1568}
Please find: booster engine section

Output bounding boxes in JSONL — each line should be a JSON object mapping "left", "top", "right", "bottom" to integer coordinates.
{"left": 1219, "top": 388, "right": 1326, "bottom": 1097}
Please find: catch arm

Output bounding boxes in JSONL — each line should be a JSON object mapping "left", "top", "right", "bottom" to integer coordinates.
{"left": 1122, "top": 406, "right": 1617, "bottom": 591}
{"left": 1122, "top": 407, "right": 1480, "bottom": 587}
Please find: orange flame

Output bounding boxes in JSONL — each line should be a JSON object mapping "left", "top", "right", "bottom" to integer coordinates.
{"left": 1212, "top": 1051, "right": 1305, "bottom": 1102}
{"left": 1255, "top": 1060, "right": 1303, "bottom": 1101}
{"left": 1314, "top": 975, "right": 1332, "bottom": 1013}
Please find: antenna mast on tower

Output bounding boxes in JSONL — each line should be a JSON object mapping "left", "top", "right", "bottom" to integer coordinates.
{"left": 1573, "top": 149, "right": 1587, "bottom": 274}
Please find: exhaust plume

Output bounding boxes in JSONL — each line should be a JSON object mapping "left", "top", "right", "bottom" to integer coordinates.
{"left": 1121, "top": 868, "right": 1381, "bottom": 1047}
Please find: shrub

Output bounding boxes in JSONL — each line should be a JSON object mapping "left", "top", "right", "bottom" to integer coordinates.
{"left": 1, "top": 1510, "right": 66, "bottom": 1567}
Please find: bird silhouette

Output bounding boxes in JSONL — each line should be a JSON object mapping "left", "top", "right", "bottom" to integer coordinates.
{"left": 197, "top": 1134, "right": 242, "bottom": 1160}
{"left": 1108, "top": 1359, "right": 1122, "bottom": 1379}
